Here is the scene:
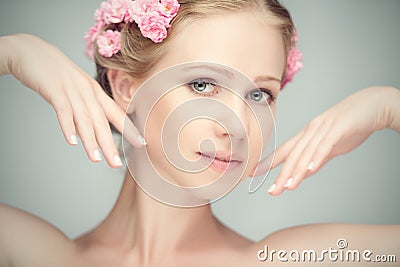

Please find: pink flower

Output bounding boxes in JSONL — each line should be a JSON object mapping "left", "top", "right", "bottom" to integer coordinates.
{"left": 94, "top": 6, "right": 105, "bottom": 23}
{"left": 282, "top": 32, "right": 303, "bottom": 88}
{"left": 102, "top": 0, "right": 131, "bottom": 24}
{"left": 94, "top": 3, "right": 109, "bottom": 25}
{"left": 160, "top": 0, "right": 180, "bottom": 19}
{"left": 84, "top": 21, "right": 104, "bottom": 59}
{"left": 129, "top": 0, "right": 161, "bottom": 22}
{"left": 129, "top": 0, "right": 179, "bottom": 42}
{"left": 96, "top": 30, "right": 122, "bottom": 57}
{"left": 84, "top": 21, "right": 103, "bottom": 43}
{"left": 84, "top": 0, "right": 180, "bottom": 59}
{"left": 137, "top": 11, "right": 169, "bottom": 43}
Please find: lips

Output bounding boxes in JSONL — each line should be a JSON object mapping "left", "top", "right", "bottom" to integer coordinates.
{"left": 198, "top": 151, "right": 243, "bottom": 173}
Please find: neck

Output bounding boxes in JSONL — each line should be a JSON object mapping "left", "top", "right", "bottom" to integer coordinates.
{"left": 93, "top": 171, "right": 220, "bottom": 263}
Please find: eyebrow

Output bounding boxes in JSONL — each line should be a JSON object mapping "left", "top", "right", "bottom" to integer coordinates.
{"left": 184, "top": 65, "right": 235, "bottom": 79}
{"left": 184, "top": 64, "right": 281, "bottom": 84}
{"left": 254, "top": 75, "right": 281, "bottom": 84}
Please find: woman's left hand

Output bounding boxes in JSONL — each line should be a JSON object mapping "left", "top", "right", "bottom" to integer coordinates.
{"left": 251, "top": 86, "right": 400, "bottom": 196}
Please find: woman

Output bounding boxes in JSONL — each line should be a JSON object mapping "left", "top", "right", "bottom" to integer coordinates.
{"left": 0, "top": 0, "right": 399, "bottom": 266}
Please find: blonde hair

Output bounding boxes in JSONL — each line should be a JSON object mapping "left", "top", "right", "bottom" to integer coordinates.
{"left": 94, "top": 0, "right": 295, "bottom": 98}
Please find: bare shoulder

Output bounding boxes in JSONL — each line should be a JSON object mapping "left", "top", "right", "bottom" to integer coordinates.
{"left": 243, "top": 223, "right": 400, "bottom": 266}
{"left": 0, "top": 203, "right": 78, "bottom": 267}
{"left": 262, "top": 223, "right": 400, "bottom": 248}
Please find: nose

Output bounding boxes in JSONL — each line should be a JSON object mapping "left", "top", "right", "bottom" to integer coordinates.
{"left": 213, "top": 92, "right": 250, "bottom": 140}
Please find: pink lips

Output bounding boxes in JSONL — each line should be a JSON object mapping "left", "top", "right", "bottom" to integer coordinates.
{"left": 198, "top": 151, "right": 243, "bottom": 173}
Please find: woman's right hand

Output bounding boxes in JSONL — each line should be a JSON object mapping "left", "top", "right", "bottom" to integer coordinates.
{"left": 0, "top": 34, "right": 146, "bottom": 168}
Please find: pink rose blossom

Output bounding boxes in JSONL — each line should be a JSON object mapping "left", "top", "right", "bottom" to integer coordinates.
{"left": 84, "top": 21, "right": 103, "bottom": 43}
{"left": 102, "top": 0, "right": 130, "bottom": 24}
{"left": 160, "top": 0, "right": 180, "bottom": 18}
{"left": 137, "top": 11, "right": 169, "bottom": 43}
{"left": 94, "top": 7, "right": 105, "bottom": 23}
{"left": 96, "top": 30, "right": 122, "bottom": 57}
{"left": 94, "top": 3, "right": 108, "bottom": 25}
{"left": 84, "top": 21, "right": 104, "bottom": 59}
{"left": 84, "top": 0, "right": 180, "bottom": 59}
{"left": 129, "top": 0, "right": 161, "bottom": 23}
{"left": 282, "top": 31, "right": 303, "bottom": 88}
{"left": 129, "top": 0, "right": 179, "bottom": 42}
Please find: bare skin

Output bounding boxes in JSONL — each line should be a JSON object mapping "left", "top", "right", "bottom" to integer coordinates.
{"left": 0, "top": 9, "right": 399, "bottom": 267}
{"left": 1, "top": 176, "right": 399, "bottom": 267}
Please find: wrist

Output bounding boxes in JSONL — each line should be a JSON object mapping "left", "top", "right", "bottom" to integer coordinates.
{"left": 0, "top": 34, "right": 28, "bottom": 76}
{"left": 0, "top": 35, "right": 14, "bottom": 76}
{"left": 0, "top": 34, "right": 35, "bottom": 77}
{"left": 382, "top": 86, "right": 400, "bottom": 133}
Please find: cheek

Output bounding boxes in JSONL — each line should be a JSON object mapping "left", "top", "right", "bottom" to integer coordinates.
{"left": 246, "top": 108, "right": 275, "bottom": 172}
{"left": 144, "top": 107, "right": 164, "bottom": 147}
{"left": 142, "top": 94, "right": 178, "bottom": 164}
{"left": 247, "top": 127, "right": 264, "bottom": 169}
{"left": 143, "top": 91, "right": 184, "bottom": 145}
{"left": 178, "top": 120, "right": 213, "bottom": 161}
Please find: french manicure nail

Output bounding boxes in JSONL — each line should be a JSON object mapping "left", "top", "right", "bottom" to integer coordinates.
{"left": 70, "top": 134, "right": 78, "bottom": 145}
{"left": 307, "top": 161, "right": 315, "bottom": 170}
{"left": 268, "top": 183, "right": 276, "bottom": 193}
{"left": 114, "top": 154, "right": 122, "bottom": 166}
{"left": 138, "top": 135, "right": 147, "bottom": 146}
{"left": 93, "top": 149, "right": 102, "bottom": 161}
{"left": 284, "top": 177, "right": 294, "bottom": 188}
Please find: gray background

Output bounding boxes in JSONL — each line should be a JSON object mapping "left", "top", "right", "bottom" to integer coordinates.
{"left": 0, "top": 0, "right": 399, "bottom": 241}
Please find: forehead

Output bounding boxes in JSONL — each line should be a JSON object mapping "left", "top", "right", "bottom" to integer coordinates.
{"left": 151, "top": 11, "right": 286, "bottom": 81}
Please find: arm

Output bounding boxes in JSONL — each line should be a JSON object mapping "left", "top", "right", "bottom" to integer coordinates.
{"left": 0, "top": 34, "right": 144, "bottom": 167}
{"left": 252, "top": 86, "right": 400, "bottom": 195}
{"left": 0, "top": 204, "right": 77, "bottom": 267}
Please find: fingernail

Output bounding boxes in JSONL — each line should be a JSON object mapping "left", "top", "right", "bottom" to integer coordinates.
{"left": 307, "top": 161, "right": 315, "bottom": 171}
{"left": 114, "top": 154, "right": 122, "bottom": 166}
{"left": 138, "top": 135, "right": 147, "bottom": 146}
{"left": 268, "top": 183, "right": 276, "bottom": 193}
{"left": 93, "top": 149, "right": 102, "bottom": 161}
{"left": 70, "top": 134, "right": 78, "bottom": 145}
{"left": 284, "top": 177, "right": 294, "bottom": 188}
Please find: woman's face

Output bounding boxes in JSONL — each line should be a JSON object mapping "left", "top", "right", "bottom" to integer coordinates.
{"left": 128, "top": 10, "right": 285, "bottom": 194}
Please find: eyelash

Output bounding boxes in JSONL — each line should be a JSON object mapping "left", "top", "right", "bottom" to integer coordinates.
{"left": 187, "top": 79, "right": 219, "bottom": 97}
{"left": 187, "top": 79, "right": 276, "bottom": 104}
{"left": 256, "top": 88, "right": 276, "bottom": 104}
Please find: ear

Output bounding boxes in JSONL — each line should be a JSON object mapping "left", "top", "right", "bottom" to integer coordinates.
{"left": 107, "top": 69, "right": 138, "bottom": 114}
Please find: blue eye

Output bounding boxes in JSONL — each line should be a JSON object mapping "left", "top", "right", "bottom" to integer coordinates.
{"left": 188, "top": 79, "right": 218, "bottom": 95}
{"left": 247, "top": 89, "right": 275, "bottom": 104}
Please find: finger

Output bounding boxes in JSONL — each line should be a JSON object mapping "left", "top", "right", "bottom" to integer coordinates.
{"left": 50, "top": 93, "right": 78, "bottom": 146}
{"left": 249, "top": 153, "right": 273, "bottom": 177}
{"left": 306, "top": 124, "right": 342, "bottom": 176}
{"left": 251, "top": 131, "right": 302, "bottom": 177}
{"left": 271, "top": 131, "right": 303, "bottom": 169}
{"left": 285, "top": 120, "right": 332, "bottom": 190}
{"left": 96, "top": 86, "right": 146, "bottom": 148}
{"left": 67, "top": 88, "right": 102, "bottom": 163}
{"left": 80, "top": 81, "right": 123, "bottom": 168}
{"left": 88, "top": 100, "right": 123, "bottom": 168}
{"left": 269, "top": 121, "right": 321, "bottom": 195}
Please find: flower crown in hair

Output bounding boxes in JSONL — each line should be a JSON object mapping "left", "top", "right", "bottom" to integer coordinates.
{"left": 84, "top": 0, "right": 180, "bottom": 59}
{"left": 282, "top": 31, "right": 303, "bottom": 88}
